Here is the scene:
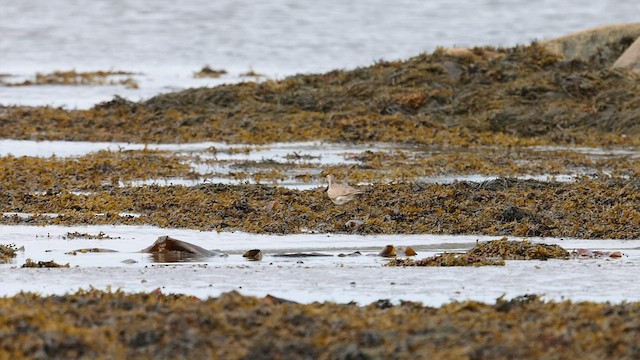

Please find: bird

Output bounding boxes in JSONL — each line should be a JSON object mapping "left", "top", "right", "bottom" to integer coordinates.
{"left": 326, "top": 174, "right": 364, "bottom": 205}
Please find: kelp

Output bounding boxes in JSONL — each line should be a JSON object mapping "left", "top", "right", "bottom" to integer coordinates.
{"left": 0, "top": 290, "right": 639, "bottom": 359}
{"left": 387, "top": 238, "right": 570, "bottom": 267}
{"left": 1, "top": 40, "right": 639, "bottom": 145}
{"left": 1, "top": 178, "right": 638, "bottom": 239}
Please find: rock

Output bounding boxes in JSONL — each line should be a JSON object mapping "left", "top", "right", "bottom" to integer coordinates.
{"left": 612, "top": 36, "right": 640, "bottom": 73}
{"left": 121, "top": 259, "right": 138, "bottom": 264}
{"left": 404, "top": 247, "right": 417, "bottom": 257}
{"left": 140, "top": 236, "right": 223, "bottom": 262}
{"left": 243, "top": 249, "right": 263, "bottom": 261}
{"left": 378, "top": 245, "right": 396, "bottom": 257}
{"left": 609, "top": 251, "right": 623, "bottom": 258}
{"left": 541, "top": 23, "right": 640, "bottom": 62}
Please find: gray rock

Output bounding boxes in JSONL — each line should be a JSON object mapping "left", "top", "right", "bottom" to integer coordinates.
{"left": 542, "top": 23, "right": 640, "bottom": 61}
{"left": 613, "top": 36, "right": 640, "bottom": 73}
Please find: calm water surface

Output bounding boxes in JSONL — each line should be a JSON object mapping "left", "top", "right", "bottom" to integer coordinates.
{"left": 0, "top": 1, "right": 639, "bottom": 108}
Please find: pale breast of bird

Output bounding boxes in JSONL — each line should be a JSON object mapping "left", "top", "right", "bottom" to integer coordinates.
{"left": 326, "top": 174, "right": 364, "bottom": 205}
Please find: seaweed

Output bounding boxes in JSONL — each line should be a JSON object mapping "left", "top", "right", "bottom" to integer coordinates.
{"left": 193, "top": 65, "right": 227, "bottom": 78}
{"left": 0, "top": 243, "right": 18, "bottom": 263}
{"left": 21, "top": 258, "right": 70, "bottom": 268}
{"left": 0, "top": 178, "right": 637, "bottom": 238}
{"left": 1, "top": 70, "right": 139, "bottom": 88}
{"left": 1, "top": 41, "right": 639, "bottom": 145}
{"left": 387, "top": 238, "right": 570, "bottom": 267}
{"left": 0, "top": 290, "right": 639, "bottom": 359}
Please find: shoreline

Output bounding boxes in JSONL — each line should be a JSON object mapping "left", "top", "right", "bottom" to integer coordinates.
{"left": 2, "top": 24, "right": 640, "bottom": 357}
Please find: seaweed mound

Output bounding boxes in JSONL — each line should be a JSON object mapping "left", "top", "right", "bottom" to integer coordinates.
{"left": 467, "top": 238, "right": 570, "bottom": 260}
{"left": 387, "top": 252, "right": 506, "bottom": 267}
{"left": 0, "top": 244, "right": 18, "bottom": 263}
{"left": 387, "top": 238, "right": 569, "bottom": 267}
{"left": 1, "top": 290, "right": 639, "bottom": 359}
{"left": 1, "top": 38, "right": 639, "bottom": 144}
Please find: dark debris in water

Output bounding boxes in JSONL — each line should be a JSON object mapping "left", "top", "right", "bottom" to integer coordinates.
{"left": 0, "top": 70, "right": 139, "bottom": 88}
{"left": 193, "top": 65, "right": 227, "bottom": 78}
{"left": 66, "top": 248, "right": 118, "bottom": 255}
{"left": 63, "top": 231, "right": 120, "bottom": 240}
{"left": 21, "top": 258, "right": 70, "bottom": 268}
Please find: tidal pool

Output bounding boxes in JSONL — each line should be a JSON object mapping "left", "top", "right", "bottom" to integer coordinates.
{"left": 1, "top": 224, "right": 638, "bottom": 306}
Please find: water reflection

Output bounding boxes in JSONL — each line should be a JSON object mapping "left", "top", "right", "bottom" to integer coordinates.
{"left": 147, "top": 251, "right": 215, "bottom": 263}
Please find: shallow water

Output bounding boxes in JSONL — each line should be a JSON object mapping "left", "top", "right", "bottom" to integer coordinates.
{"left": 2, "top": 139, "right": 632, "bottom": 188}
{"left": 1, "top": 224, "right": 638, "bottom": 305}
{"left": 1, "top": 0, "right": 639, "bottom": 108}
{"left": 2, "top": 2, "right": 639, "bottom": 305}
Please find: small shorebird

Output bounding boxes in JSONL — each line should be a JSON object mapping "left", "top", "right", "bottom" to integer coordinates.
{"left": 326, "top": 174, "right": 364, "bottom": 205}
